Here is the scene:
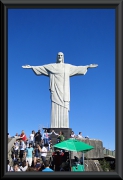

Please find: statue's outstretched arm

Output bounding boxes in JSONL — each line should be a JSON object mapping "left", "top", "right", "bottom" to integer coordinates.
{"left": 22, "top": 65, "right": 32, "bottom": 68}
{"left": 87, "top": 64, "right": 98, "bottom": 68}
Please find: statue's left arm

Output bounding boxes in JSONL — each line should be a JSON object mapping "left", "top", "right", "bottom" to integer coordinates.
{"left": 69, "top": 64, "right": 98, "bottom": 77}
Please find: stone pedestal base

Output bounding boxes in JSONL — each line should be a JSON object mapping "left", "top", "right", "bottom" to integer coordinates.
{"left": 43, "top": 127, "right": 72, "bottom": 145}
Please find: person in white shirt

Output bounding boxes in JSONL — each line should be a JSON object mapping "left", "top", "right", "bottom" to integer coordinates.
{"left": 7, "top": 160, "right": 13, "bottom": 171}
{"left": 42, "top": 129, "right": 53, "bottom": 146}
{"left": 39, "top": 145, "right": 47, "bottom": 163}
{"left": 19, "top": 160, "right": 28, "bottom": 171}
{"left": 70, "top": 131, "right": 76, "bottom": 138}
{"left": 19, "top": 139, "right": 25, "bottom": 162}
{"left": 77, "top": 132, "right": 84, "bottom": 139}
{"left": 29, "top": 130, "right": 35, "bottom": 147}
{"left": 13, "top": 162, "right": 21, "bottom": 171}
{"left": 13, "top": 140, "right": 19, "bottom": 159}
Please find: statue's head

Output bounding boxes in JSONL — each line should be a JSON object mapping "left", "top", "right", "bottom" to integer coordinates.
{"left": 56, "top": 52, "right": 64, "bottom": 63}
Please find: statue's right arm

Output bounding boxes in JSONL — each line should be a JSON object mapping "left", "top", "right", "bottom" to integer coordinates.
{"left": 22, "top": 64, "right": 49, "bottom": 76}
{"left": 22, "top": 65, "right": 32, "bottom": 68}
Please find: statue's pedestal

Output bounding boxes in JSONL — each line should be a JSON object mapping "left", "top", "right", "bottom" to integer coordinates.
{"left": 43, "top": 127, "right": 72, "bottom": 145}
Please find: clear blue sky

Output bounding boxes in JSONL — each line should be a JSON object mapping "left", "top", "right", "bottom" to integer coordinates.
{"left": 8, "top": 8, "right": 115, "bottom": 151}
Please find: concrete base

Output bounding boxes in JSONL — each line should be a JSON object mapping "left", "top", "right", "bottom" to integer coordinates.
{"left": 43, "top": 127, "right": 72, "bottom": 145}
{"left": 71, "top": 138, "right": 104, "bottom": 159}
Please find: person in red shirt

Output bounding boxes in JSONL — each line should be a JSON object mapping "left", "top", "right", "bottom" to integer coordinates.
{"left": 19, "top": 130, "right": 28, "bottom": 146}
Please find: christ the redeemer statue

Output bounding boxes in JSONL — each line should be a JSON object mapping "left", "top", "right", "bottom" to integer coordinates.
{"left": 22, "top": 52, "right": 98, "bottom": 128}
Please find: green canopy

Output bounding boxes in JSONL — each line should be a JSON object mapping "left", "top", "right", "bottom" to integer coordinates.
{"left": 53, "top": 138, "right": 94, "bottom": 152}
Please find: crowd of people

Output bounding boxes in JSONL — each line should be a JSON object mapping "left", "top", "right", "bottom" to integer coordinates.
{"left": 8, "top": 129, "right": 87, "bottom": 172}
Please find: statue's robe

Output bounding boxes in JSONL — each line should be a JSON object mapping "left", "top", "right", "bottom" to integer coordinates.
{"left": 32, "top": 63, "right": 88, "bottom": 128}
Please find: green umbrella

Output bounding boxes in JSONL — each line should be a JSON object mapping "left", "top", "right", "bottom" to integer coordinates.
{"left": 53, "top": 138, "right": 94, "bottom": 171}
{"left": 53, "top": 138, "right": 94, "bottom": 152}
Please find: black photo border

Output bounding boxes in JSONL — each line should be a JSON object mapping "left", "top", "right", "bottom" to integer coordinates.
{"left": 1, "top": 0, "right": 123, "bottom": 179}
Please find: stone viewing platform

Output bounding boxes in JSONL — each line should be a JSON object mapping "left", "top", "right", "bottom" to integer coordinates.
{"left": 45, "top": 128, "right": 104, "bottom": 159}
{"left": 74, "top": 138, "right": 104, "bottom": 159}
{"left": 7, "top": 136, "right": 115, "bottom": 171}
